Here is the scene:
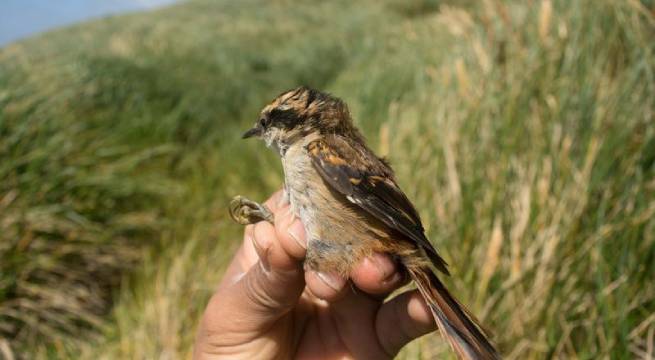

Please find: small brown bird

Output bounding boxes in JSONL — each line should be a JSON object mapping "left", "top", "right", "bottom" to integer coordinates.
{"left": 231, "top": 86, "right": 499, "bottom": 359}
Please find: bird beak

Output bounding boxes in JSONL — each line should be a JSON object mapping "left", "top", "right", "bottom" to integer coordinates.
{"left": 242, "top": 125, "right": 263, "bottom": 139}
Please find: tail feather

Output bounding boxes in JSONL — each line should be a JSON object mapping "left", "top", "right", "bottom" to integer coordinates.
{"left": 407, "top": 266, "right": 500, "bottom": 360}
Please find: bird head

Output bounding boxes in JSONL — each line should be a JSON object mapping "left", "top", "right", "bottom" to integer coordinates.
{"left": 242, "top": 86, "right": 360, "bottom": 155}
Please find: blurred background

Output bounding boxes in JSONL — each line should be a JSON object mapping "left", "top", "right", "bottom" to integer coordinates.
{"left": 0, "top": 0, "right": 653, "bottom": 359}
{"left": 0, "top": 0, "right": 179, "bottom": 46}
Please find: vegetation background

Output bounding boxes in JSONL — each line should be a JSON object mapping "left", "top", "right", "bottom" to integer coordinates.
{"left": 1, "top": 0, "right": 654, "bottom": 358}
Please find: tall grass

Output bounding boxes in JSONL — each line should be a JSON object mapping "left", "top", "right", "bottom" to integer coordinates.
{"left": 0, "top": 0, "right": 653, "bottom": 358}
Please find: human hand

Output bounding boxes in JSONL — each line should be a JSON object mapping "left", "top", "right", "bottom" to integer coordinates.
{"left": 194, "top": 190, "right": 436, "bottom": 359}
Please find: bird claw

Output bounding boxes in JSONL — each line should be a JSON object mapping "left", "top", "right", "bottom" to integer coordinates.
{"left": 229, "top": 195, "right": 274, "bottom": 225}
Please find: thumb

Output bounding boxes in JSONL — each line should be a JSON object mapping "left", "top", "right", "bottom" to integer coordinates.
{"left": 196, "top": 206, "right": 305, "bottom": 350}
{"left": 229, "top": 218, "right": 306, "bottom": 321}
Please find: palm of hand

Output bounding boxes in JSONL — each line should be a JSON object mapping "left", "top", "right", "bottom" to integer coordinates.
{"left": 280, "top": 288, "right": 395, "bottom": 359}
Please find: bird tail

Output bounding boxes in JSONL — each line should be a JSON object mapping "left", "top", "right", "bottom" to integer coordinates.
{"left": 406, "top": 265, "right": 500, "bottom": 360}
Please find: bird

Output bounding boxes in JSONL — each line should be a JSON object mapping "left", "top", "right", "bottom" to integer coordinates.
{"left": 229, "top": 86, "right": 499, "bottom": 359}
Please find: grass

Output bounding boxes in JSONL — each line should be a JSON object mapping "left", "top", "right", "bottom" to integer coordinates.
{"left": 0, "top": 0, "right": 653, "bottom": 358}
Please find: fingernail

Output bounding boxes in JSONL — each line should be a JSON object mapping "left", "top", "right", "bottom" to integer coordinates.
{"left": 370, "top": 252, "right": 396, "bottom": 282}
{"left": 287, "top": 220, "right": 306, "bottom": 249}
{"left": 249, "top": 234, "right": 270, "bottom": 272}
{"left": 316, "top": 271, "right": 346, "bottom": 291}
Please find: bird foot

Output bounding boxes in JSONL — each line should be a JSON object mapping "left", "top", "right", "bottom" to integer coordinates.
{"left": 229, "top": 195, "right": 274, "bottom": 225}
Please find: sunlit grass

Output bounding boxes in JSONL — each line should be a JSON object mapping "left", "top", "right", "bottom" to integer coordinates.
{"left": 0, "top": 0, "right": 653, "bottom": 359}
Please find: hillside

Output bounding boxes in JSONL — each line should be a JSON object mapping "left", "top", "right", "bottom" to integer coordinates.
{"left": 1, "top": 0, "right": 654, "bottom": 358}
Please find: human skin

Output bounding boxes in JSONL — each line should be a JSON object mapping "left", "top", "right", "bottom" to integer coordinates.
{"left": 193, "top": 190, "right": 436, "bottom": 359}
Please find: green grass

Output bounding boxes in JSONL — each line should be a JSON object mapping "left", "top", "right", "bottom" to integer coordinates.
{"left": 0, "top": 0, "right": 653, "bottom": 358}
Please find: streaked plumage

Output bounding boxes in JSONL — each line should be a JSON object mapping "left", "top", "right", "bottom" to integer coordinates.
{"left": 243, "top": 86, "right": 500, "bottom": 359}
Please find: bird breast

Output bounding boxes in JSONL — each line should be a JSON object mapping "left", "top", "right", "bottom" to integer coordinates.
{"left": 281, "top": 139, "right": 393, "bottom": 274}
{"left": 281, "top": 140, "right": 324, "bottom": 238}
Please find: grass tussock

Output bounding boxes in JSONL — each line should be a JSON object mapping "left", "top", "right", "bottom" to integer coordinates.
{"left": 0, "top": 0, "right": 654, "bottom": 359}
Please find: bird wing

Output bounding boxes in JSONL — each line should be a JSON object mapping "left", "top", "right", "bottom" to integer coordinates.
{"left": 306, "top": 134, "right": 449, "bottom": 274}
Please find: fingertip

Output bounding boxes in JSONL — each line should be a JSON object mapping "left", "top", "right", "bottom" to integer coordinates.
{"left": 376, "top": 290, "right": 437, "bottom": 356}
{"left": 351, "top": 253, "right": 404, "bottom": 295}
{"left": 275, "top": 209, "right": 306, "bottom": 260}
{"left": 252, "top": 222, "right": 273, "bottom": 252}
{"left": 253, "top": 220, "right": 298, "bottom": 271}
{"left": 305, "top": 271, "right": 347, "bottom": 302}
{"left": 406, "top": 292, "right": 436, "bottom": 328}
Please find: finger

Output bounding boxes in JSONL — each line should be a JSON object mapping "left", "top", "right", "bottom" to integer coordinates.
{"left": 252, "top": 220, "right": 300, "bottom": 271}
{"left": 200, "top": 262, "right": 305, "bottom": 345}
{"left": 263, "top": 189, "right": 285, "bottom": 212}
{"left": 215, "top": 225, "right": 257, "bottom": 291}
{"left": 240, "top": 224, "right": 260, "bottom": 267}
{"left": 201, "top": 222, "right": 305, "bottom": 338}
{"left": 304, "top": 253, "right": 408, "bottom": 302}
{"left": 323, "top": 285, "right": 391, "bottom": 359}
{"left": 220, "top": 190, "right": 291, "bottom": 284}
{"left": 351, "top": 252, "right": 407, "bottom": 296}
{"left": 274, "top": 204, "right": 307, "bottom": 260}
{"left": 375, "top": 290, "right": 437, "bottom": 356}
{"left": 304, "top": 270, "right": 348, "bottom": 301}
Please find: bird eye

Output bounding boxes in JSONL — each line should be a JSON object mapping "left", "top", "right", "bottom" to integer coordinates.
{"left": 259, "top": 117, "right": 267, "bottom": 127}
